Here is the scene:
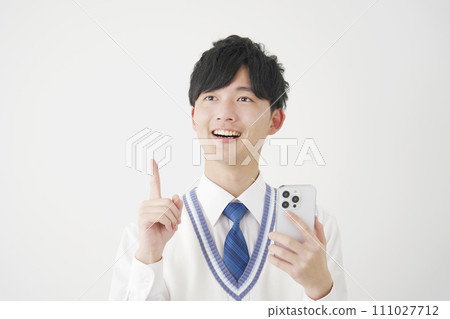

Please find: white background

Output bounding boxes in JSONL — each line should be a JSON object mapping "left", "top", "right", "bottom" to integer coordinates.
{"left": 1, "top": 0, "right": 449, "bottom": 300}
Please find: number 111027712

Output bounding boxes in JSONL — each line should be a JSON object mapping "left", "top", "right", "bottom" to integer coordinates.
{"left": 373, "top": 305, "right": 438, "bottom": 316}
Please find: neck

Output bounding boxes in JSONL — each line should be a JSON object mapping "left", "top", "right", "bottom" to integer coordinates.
{"left": 204, "top": 160, "right": 260, "bottom": 198}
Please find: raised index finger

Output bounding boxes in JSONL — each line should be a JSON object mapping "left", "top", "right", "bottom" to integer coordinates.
{"left": 149, "top": 158, "right": 161, "bottom": 200}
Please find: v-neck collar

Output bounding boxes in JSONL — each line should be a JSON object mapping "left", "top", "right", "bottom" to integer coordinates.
{"left": 182, "top": 183, "right": 277, "bottom": 301}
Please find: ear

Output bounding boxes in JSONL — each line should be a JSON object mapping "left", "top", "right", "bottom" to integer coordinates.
{"left": 268, "top": 108, "right": 285, "bottom": 135}
{"left": 191, "top": 106, "right": 196, "bottom": 131}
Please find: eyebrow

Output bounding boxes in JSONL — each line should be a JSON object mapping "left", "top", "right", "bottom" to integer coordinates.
{"left": 203, "top": 86, "right": 255, "bottom": 95}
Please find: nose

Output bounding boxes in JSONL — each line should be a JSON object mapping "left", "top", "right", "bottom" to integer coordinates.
{"left": 215, "top": 99, "right": 237, "bottom": 122}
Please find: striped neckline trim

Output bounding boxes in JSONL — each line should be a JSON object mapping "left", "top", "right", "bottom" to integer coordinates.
{"left": 182, "top": 183, "right": 277, "bottom": 301}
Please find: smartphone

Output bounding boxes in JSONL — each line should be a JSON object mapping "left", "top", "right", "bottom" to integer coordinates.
{"left": 275, "top": 185, "right": 317, "bottom": 245}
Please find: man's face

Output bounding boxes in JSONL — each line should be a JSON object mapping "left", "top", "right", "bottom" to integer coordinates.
{"left": 191, "top": 64, "right": 285, "bottom": 165}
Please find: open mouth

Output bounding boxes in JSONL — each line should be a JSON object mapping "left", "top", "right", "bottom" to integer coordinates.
{"left": 211, "top": 129, "right": 241, "bottom": 139}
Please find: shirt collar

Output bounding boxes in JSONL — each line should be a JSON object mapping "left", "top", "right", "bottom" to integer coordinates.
{"left": 196, "top": 172, "right": 267, "bottom": 226}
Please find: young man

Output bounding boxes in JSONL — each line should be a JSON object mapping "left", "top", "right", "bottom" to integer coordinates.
{"left": 109, "top": 35, "right": 347, "bottom": 301}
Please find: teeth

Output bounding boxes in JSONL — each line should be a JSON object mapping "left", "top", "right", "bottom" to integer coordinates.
{"left": 213, "top": 129, "right": 241, "bottom": 137}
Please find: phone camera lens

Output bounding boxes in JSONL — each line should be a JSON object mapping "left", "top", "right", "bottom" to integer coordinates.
{"left": 282, "top": 201, "right": 289, "bottom": 208}
{"left": 292, "top": 195, "right": 299, "bottom": 203}
{"left": 282, "top": 191, "right": 290, "bottom": 198}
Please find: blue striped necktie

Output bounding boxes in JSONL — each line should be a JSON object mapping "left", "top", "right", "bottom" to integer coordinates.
{"left": 223, "top": 202, "right": 249, "bottom": 281}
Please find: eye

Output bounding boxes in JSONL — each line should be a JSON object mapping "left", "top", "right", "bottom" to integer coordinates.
{"left": 238, "top": 97, "right": 253, "bottom": 102}
{"left": 204, "top": 96, "right": 216, "bottom": 101}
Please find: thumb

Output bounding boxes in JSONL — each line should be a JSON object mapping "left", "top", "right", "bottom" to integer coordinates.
{"left": 172, "top": 194, "right": 184, "bottom": 211}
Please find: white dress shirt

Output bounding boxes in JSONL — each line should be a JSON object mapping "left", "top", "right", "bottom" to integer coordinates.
{"left": 109, "top": 173, "right": 347, "bottom": 300}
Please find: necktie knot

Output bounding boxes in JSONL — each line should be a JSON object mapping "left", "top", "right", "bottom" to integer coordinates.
{"left": 223, "top": 202, "right": 247, "bottom": 224}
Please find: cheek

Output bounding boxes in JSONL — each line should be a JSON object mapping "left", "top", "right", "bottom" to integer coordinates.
{"left": 193, "top": 109, "right": 212, "bottom": 131}
{"left": 243, "top": 111, "right": 271, "bottom": 132}
{"left": 193, "top": 107, "right": 205, "bottom": 121}
{"left": 245, "top": 106, "right": 270, "bottom": 123}
{"left": 239, "top": 110, "right": 260, "bottom": 127}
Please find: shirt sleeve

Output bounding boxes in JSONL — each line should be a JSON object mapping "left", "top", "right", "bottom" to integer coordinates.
{"left": 303, "top": 282, "right": 337, "bottom": 301}
{"left": 108, "top": 222, "right": 170, "bottom": 301}
{"left": 303, "top": 206, "right": 348, "bottom": 301}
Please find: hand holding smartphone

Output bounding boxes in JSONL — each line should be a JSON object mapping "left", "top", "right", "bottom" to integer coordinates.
{"left": 275, "top": 185, "right": 316, "bottom": 244}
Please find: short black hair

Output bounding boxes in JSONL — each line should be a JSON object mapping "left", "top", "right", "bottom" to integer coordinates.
{"left": 188, "top": 35, "right": 289, "bottom": 114}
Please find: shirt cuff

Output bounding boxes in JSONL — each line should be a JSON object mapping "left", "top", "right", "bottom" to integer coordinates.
{"left": 303, "top": 282, "right": 336, "bottom": 301}
{"left": 126, "top": 256, "right": 166, "bottom": 300}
